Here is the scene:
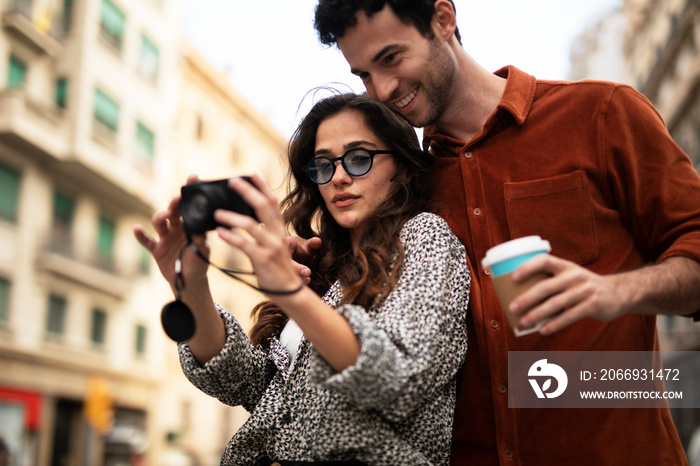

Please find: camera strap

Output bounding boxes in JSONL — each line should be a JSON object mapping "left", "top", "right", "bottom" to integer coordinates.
{"left": 160, "top": 241, "right": 305, "bottom": 342}
{"left": 160, "top": 246, "right": 196, "bottom": 342}
{"left": 187, "top": 239, "right": 306, "bottom": 296}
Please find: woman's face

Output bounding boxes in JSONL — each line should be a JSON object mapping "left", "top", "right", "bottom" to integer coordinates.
{"left": 313, "top": 109, "right": 398, "bottom": 232}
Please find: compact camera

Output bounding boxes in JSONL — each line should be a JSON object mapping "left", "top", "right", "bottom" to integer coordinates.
{"left": 180, "top": 178, "right": 257, "bottom": 235}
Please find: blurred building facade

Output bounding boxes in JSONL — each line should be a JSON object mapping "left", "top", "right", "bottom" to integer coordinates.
{"left": 0, "top": 0, "right": 286, "bottom": 465}
{"left": 569, "top": 6, "right": 627, "bottom": 83}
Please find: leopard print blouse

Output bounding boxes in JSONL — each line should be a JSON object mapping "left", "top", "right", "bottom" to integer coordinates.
{"left": 179, "top": 212, "right": 470, "bottom": 465}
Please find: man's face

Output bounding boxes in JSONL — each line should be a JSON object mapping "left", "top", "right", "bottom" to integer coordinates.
{"left": 337, "top": 4, "right": 455, "bottom": 128}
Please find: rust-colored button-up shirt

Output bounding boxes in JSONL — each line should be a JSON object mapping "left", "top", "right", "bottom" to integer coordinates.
{"left": 425, "top": 66, "right": 700, "bottom": 465}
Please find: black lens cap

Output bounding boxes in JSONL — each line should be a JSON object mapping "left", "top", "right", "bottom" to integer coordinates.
{"left": 161, "top": 300, "right": 196, "bottom": 342}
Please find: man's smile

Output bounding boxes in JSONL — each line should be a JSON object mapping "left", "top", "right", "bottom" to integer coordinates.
{"left": 394, "top": 87, "right": 419, "bottom": 109}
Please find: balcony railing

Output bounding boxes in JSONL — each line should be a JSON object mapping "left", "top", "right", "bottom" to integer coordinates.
{"left": 0, "top": 88, "right": 70, "bottom": 162}
{"left": 6, "top": 0, "right": 67, "bottom": 40}
{"left": 39, "top": 235, "right": 136, "bottom": 299}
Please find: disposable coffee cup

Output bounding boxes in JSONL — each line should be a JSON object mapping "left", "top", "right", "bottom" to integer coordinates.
{"left": 481, "top": 236, "right": 551, "bottom": 336}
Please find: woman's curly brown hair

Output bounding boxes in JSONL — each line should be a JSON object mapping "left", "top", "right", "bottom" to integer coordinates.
{"left": 249, "top": 92, "right": 437, "bottom": 347}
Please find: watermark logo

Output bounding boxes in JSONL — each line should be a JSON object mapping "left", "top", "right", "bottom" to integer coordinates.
{"left": 528, "top": 359, "right": 568, "bottom": 399}
{"left": 509, "top": 351, "right": 695, "bottom": 408}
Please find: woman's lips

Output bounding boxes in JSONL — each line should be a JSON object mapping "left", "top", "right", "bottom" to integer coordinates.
{"left": 333, "top": 193, "right": 359, "bottom": 207}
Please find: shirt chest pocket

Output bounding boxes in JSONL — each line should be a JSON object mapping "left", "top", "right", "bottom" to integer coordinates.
{"left": 504, "top": 170, "right": 598, "bottom": 265}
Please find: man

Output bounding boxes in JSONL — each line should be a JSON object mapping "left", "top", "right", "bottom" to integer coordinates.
{"left": 310, "top": 0, "right": 700, "bottom": 465}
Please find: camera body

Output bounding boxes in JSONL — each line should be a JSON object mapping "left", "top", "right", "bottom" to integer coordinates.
{"left": 180, "top": 178, "right": 257, "bottom": 235}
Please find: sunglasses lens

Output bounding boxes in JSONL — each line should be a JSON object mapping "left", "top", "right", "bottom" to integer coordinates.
{"left": 344, "top": 149, "right": 372, "bottom": 176}
{"left": 307, "top": 158, "right": 334, "bottom": 184}
{"left": 304, "top": 149, "right": 378, "bottom": 184}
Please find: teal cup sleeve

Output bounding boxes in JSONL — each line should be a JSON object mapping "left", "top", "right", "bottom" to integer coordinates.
{"left": 488, "top": 250, "right": 549, "bottom": 277}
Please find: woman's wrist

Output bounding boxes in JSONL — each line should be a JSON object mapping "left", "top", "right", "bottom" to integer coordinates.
{"left": 269, "top": 284, "right": 311, "bottom": 310}
{"left": 176, "top": 278, "right": 214, "bottom": 310}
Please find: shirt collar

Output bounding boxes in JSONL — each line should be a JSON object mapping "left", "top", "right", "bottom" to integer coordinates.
{"left": 493, "top": 65, "right": 536, "bottom": 126}
{"left": 423, "top": 65, "right": 536, "bottom": 148}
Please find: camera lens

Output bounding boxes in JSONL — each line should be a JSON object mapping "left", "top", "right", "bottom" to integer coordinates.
{"left": 185, "top": 192, "right": 209, "bottom": 222}
{"left": 180, "top": 178, "right": 257, "bottom": 234}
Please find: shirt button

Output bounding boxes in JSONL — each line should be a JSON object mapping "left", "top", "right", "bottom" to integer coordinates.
{"left": 499, "top": 384, "right": 507, "bottom": 393}
{"left": 490, "top": 319, "right": 499, "bottom": 329}
{"left": 464, "top": 151, "right": 472, "bottom": 159}
{"left": 504, "top": 449, "right": 514, "bottom": 458}
{"left": 473, "top": 208, "right": 482, "bottom": 216}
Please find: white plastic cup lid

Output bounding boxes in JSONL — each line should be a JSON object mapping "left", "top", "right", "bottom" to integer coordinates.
{"left": 481, "top": 235, "right": 552, "bottom": 269}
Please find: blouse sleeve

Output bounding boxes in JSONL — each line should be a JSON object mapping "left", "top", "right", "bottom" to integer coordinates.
{"left": 178, "top": 305, "right": 276, "bottom": 413}
{"left": 308, "top": 212, "right": 470, "bottom": 422}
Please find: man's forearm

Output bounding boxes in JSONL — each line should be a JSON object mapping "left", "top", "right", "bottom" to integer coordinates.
{"left": 623, "top": 256, "right": 700, "bottom": 317}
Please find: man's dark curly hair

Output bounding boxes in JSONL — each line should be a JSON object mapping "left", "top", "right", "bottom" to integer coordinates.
{"left": 314, "top": 0, "right": 461, "bottom": 46}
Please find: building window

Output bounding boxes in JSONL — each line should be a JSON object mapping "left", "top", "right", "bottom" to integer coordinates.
{"left": 91, "top": 308, "right": 107, "bottom": 346}
{"left": 94, "top": 88, "right": 120, "bottom": 133}
{"left": 0, "top": 278, "right": 10, "bottom": 324}
{"left": 0, "top": 163, "right": 21, "bottom": 222}
{"left": 99, "top": 0, "right": 126, "bottom": 52}
{"left": 97, "top": 214, "right": 116, "bottom": 269}
{"left": 47, "top": 294, "right": 67, "bottom": 336}
{"left": 55, "top": 78, "right": 68, "bottom": 108}
{"left": 664, "top": 314, "right": 676, "bottom": 332}
{"left": 52, "top": 191, "right": 74, "bottom": 254}
{"left": 7, "top": 55, "right": 26, "bottom": 88}
{"left": 135, "top": 324, "right": 147, "bottom": 356}
{"left": 138, "top": 246, "right": 151, "bottom": 275}
{"left": 63, "top": 0, "right": 74, "bottom": 33}
{"left": 670, "top": 14, "right": 679, "bottom": 34}
{"left": 138, "top": 35, "right": 159, "bottom": 81}
{"left": 135, "top": 121, "right": 155, "bottom": 163}
{"left": 195, "top": 115, "right": 204, "bottom": 140}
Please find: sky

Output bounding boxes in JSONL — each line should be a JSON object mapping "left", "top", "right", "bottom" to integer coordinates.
{"left": 180, "top": 0, "right": 623, "bottom": 138}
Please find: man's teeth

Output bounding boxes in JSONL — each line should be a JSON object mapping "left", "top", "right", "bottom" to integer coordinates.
{"left": 396, "top": 88, "right": 418, "bottom": 109}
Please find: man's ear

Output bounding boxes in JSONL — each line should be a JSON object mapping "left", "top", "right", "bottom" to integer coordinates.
{"left": 432, "top": 0, "right": 457, "bottom": 41}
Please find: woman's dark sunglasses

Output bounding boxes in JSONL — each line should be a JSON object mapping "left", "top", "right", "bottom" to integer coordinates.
{"left": 302, "top": 148, "right": 395, "bottom": 185}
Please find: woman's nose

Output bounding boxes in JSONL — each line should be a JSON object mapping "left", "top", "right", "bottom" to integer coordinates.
{"left": 331, "top": 160, "right": 352, "bottom": 185}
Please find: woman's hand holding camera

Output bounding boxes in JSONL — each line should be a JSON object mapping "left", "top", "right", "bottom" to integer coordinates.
{"left": 214, "top": 174, "right": 303, "bottom": 297}
{"left": 134, "top": 175, "right": 225, "bottom": 363}
{"left": 133, "top": 175, "right": 211, "bottom": 297}
{"left": 217, "top": 175, "right": 359, "bottom": 370}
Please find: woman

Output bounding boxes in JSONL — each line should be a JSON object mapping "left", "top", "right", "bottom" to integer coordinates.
{"left": 134, "top": 93, "right": 469, "bottom": 465}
